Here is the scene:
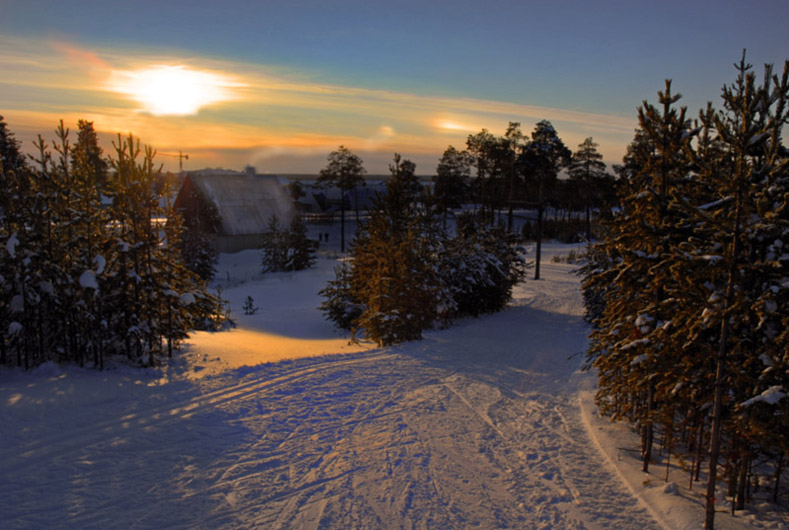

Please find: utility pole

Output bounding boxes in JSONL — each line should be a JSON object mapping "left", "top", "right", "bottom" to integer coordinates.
{"left": 161, "top": 150, "right": 189, "bottom": 172}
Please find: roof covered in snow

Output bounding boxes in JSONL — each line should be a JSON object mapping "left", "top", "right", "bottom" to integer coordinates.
{"left": 182, "top": 173, "right": 295, "bottom": 236}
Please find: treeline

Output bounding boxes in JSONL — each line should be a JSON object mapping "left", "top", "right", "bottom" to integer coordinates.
{"left": 433, "top": 122, "right": 616, "bottom": 278}
{"left": 316, "top": 123, "right": 616, "bottom": 285}
{"left": 582, "top": 56, "right": 788, "bottom": 529}
{"left": 0, "top": 118, "right": 224, "bottom": 369}
{"left": 320, "top": 153, "right": 526, "bottom": 346}
{"left": 314, "top": 119, "right": 617, "bottom": 345}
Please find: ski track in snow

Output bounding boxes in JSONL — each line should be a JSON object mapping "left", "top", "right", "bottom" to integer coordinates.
{"left": 1, "top": 247, "right": 663, "bottom": 529}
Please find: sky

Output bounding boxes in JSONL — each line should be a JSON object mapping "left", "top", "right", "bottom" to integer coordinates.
{"left": 1, "top": 0, "right": 788, "bottom": 174}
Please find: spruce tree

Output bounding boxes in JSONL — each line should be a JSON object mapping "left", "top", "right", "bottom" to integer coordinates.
{"left": 285, "top": 215, "right": 316, "bottom": 271}
{"left": 260, "top": 215, "right": 286, "bottom": 272}
{"left": 71, "top": 120, "right": 110, "bottom": 367}
{"left": 261, "top": 215, "right": 316, "bottom": 273}
{"left": 318, "top": 262, "right": 363, "bottom": 333}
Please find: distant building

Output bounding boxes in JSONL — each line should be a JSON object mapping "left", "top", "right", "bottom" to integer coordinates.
{"left": 174, "top": 168, "right": 295, "bottom": 253}
{"left": 298, "top": 180, "right": 387, "bottom": 216}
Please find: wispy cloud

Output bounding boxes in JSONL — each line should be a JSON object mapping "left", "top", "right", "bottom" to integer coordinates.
{"left": 0, "top": 36, "right": 636, "bottom": 171}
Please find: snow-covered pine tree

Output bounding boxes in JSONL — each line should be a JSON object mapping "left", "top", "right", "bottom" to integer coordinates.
{"left": 320, "top": 155, "right": 526, "bottom": 345}
{"left": 70, "top": 120, "right": 111, "bottom": 368}
{"left": 0, "top": 115, "right": 33, "bottom": 367}
{"left": 585, "top": 80, "right": 693, "bottom": 473}
{"left": 584, "top": 57, "right": 789, "bottom": 527}
{"left": 675, "top": 55, "right": 789, "bottom": 529}
{"left": 318, "top": 261, "right": 364, "bottom": 333}
{"left": 440, "top": 212, "right": 525, "bottom": 318}
{"left": 177, "top": 184, "right": 220, "bottom": 282}
{"left": 349, "top": 154, "right": 435, "bottom": 345}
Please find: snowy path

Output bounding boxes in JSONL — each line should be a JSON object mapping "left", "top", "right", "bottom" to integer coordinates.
{"left": 1, "top": 247, "right": 664, "bottom": 529}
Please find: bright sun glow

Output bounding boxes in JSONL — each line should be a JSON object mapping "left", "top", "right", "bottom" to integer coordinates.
{"left": 107, "top": 65, "right": 241, "bottom": 116}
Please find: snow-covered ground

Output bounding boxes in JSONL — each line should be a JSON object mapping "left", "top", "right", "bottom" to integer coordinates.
{"left": 1, "top": 238, "right": 787, "bottom": 529}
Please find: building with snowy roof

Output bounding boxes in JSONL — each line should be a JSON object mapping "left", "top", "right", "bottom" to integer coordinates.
{"left": 174, "top": 168, "right": 295, "bottom": 253}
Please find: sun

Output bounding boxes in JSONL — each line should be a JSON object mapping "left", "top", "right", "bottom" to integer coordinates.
{"left": 107, "top": 65, "right": 241, "bottom": 116}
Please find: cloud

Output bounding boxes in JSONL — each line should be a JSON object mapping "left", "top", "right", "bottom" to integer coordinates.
{"left": 363, "top": 125, "right": 396, "bottom": 150}
{"left": 0, "top": 36, "right": 637, "bottom": 172}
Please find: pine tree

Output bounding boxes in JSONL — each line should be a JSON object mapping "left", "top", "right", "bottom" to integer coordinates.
{"left": 520, "top": 120, "right": 571, "bottom": 280}
{"left": 177, "top": 184, "right": 220, "bottom": 281}
{"left": 680, "top": 55, "right": 789, "bottom": 529}
{"left": 583, "top": 55, "right": 789, "bottom": 529}
{"left": 318, "top": 146, "right": 366, "bottom": 252}
{"left": 568, "top": 137, "right": 610, "bottom": 241}
{"left": 242, "top": 296, "right": 259, "bottom": 315}
{"left": 465, "top": 123, "right": 526, "bottom": 230}
{"left": 433, "top": 146, "right": 472, "bottom": 226}
{"left": 70, "top": 120, "right": 111, "bottom": 367}
{"left": 0, "top": 115, "right": 27, "bottom": 178}
{"left": 261, "top": 215, "right": 316, "bottom": 273}
{"left": 0, "top": 116, "right": 29, "bottom": 366}
{"left": 466, "top": 128, "right": 500, "bottom": 223}
{"left": 320, "top": 155, "right": 526, "bottom": 345}
{"left": 442, "top": 213, "right": 526, "bottom": 317}
{"left": 350, "top": 154, "right": 433, "bottom": 345}
{"left": 1, "top": 120, "right": 221, "bottom": 369}
{"left": 285, "top": 215, "right": 316, "bottom": 271}
{"left": 318, "top": 262, "right": 363, "bottom": 333}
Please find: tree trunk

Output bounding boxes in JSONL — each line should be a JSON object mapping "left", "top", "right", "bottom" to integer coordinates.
{"left": 735, "top": 446, "right": 749, "bottom": 510}
{"left": 664, "top": 419, "right": 673, "bottom": 482}
{"left": 585, "top": 204, "right": 591, "bottom": 241}
{"left": 704, "top": 180, "right": 744, "bottom": 530}
{"left": 695, "top": 415, "right": 705, "bottom": 485}
{"left": 705, "top": 306, "right": 731, "bottom": 529}
{"left": 642, "top": 381, "right": 655, "bottom": 473}
{"left": 354, "top": 185, "right": 359, "bottom": 226}
{"left": 507, "top": 168, "right": 515, "bottom": 233}
{"left": 534, "top": 204, "right": 543, "bottom": 280}
{"left": 340, "top": 192, "right": 346, "bottom": 253}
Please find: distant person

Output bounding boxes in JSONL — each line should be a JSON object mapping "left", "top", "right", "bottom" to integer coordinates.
{"left": 318, "top": 233, "right": 323, "bottom": 243}
{"left": 325, "top": 233, "right": 329, "bottom": 243}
